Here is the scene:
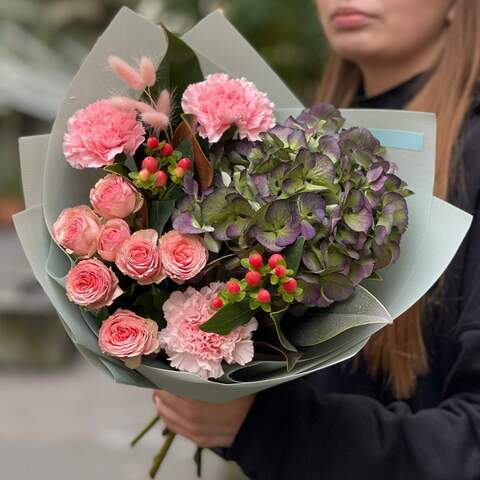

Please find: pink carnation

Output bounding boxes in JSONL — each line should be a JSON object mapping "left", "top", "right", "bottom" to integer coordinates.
{"left": 90, "top": 174, "right": 143, "bottom": 220}
{"left": 159, "top": 230, "right": 208, "bottom": 283}
{"left": 181, "top": 73, "right": 276, "bottom": 143}
{"left": 159, "top": 283, "right": 257, "bottom": 379}
{"left": 66, "top": 258, "right": 122, "bottom": 310}
{"left": 99, "top": 309, "right": 161, "bottom": 369}
{"left": 63, "top": 99, "right": 145, "bottom": 169}
{"left": 97, "top": 218, "right": 130, "bottom": 262}
{"left": 115, "top": 229, "right": 165, "bottom": 285}
{"left": 53, "top": 205, "right": 100, "bottom": 258}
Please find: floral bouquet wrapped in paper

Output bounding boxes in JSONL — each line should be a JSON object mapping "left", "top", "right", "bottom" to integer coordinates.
{"left": 14, "top": 7, "right": 472, "bottom": 478}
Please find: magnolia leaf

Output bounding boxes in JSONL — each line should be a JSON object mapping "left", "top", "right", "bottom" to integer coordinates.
{"left": 199, "top": 300, "right": 254, "bottom": 335}
{"left": 252, "top": 341, "right": 302, "bottom": 372}
{"left": 270, "top": 308, "right": 297, "bottom": 352}
{"left": 173, "top": 115, "right": 213, "bottom": 191}
{"left": 284, "top": 285, "right": 391, "bottom": 347}
{"left": 149, "top": 24, "right": 203, "bottom": 110}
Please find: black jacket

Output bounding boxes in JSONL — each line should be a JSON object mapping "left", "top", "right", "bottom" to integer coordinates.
{"left": 223, "top": 77, "right": 480, "bottom": 479}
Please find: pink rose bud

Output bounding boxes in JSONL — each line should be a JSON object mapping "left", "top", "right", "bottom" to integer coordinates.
{"left": 97, "top": 218, "right": 130, "bottom": 262}
{"left": 53, "top": 205, "right": 100, "bottom": 258}
{"left": 159, "top": 230, "right": 208, "bottom": 284}
{"left": 115, "top": 229, "right": 165, "bottom": 285}
{"left": 99, "top": 309, "right": 161, "bottom": 369}
{"left": 90, "top": 174, "right": 143, "bottom": 220}
{"left": 66, "top": 258, "right": 123, "bottom": 310}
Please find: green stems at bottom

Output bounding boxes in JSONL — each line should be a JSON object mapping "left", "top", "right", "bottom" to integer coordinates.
{"left": 130, "top": 415, "right": 160, "bottom": 447}
{"left": 149, "top": 431, "right": 176, "bottom": 478}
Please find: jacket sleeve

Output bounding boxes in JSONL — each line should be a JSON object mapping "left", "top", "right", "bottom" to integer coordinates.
{"left": 223, "top": 125, "right": 480, "bottom": 480}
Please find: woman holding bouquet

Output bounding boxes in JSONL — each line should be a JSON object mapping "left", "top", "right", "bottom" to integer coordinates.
{"left": 153, "top": 1, "right": 480, "bottom": 478}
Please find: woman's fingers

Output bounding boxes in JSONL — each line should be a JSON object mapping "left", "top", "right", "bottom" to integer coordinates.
{"left": 152, "top": 390, "right": 255, "bottom": 448}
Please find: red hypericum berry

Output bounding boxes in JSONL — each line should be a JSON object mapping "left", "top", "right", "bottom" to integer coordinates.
{"left": 142, "top": 156, "right": 157, "bottom": 173}
{"left": 160, "top": 143, "right": 174, "bottom": 156}
{"left": 268, "top": 254, "right": 284, "bottom": 269}
{"left": 174, "top": 166, "right": 186, "bottom": 178}
{"left": 282, "top": 278, "right": 298, "bottom": 293}
{"left": 257, "top": 289, "right": 271, "bottom": 303}
{"left": 139, "top": 168, "right": 151, "bottom": 182}
{"left": 155, "top": 170, "right": 168, "bottom": 188}
{"left": 248, "top": 253, "right": 263, "bottom": 269}
{"left": 226, "top": 280, "right": 241, "bottom": 295}
{"left": 274, "top": 265, "right": 287, "bottom": 278}
{"left": 178, "top": 157, "right": 192, "bottom": 170}
{"left": 147, "top": 137, "right": 159, "bottom": 149}
{"left": 211, "top": 297, "right": 224, "bottom": 309}
{"left": 245, "top": 271, "right": 262, "bottom": 288}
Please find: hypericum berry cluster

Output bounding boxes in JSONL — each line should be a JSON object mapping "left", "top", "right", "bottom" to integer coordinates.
{"left": 129, "top": 136, "right": 192, "bottom": 195}
{"left": 210, "top": 252, "right": 303, "bottom": 313}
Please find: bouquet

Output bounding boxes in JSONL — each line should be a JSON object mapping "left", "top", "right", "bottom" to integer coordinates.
{"left": 14, "top": 7, "right": 473, "bottom": 478}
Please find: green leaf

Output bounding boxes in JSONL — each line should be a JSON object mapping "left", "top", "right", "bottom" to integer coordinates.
{"left": 270, "top": 308, "right": 297, "bottom": 352}
{"left": 284, "top": 285, "right": 391, "bottom": 347}
{"left": 176, "top": 139, "right": 194, "bottom": 162}
{"left": 284, "top": 236, "right": 305, "bottom": 274}
{"left": 133, "top": 287, "right": 169, "bottom": 327}
{"left": 151, "top": 25, "right": 204, "bottom": 124}
{"left": 104, "top": 163, "right": 132, "bottom": 180}
{"left": 149, "top": 199, "right": 176, "bottom": 235}
{"left": 199, "top": 300, "right": 254, "bottom": 335}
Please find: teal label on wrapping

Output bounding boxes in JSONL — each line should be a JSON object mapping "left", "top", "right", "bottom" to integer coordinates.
{"left": 369, "top": 128, "right": 424, "bottom": 151}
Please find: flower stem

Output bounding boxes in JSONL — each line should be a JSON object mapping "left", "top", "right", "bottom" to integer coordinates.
{"left": 130, "top": 415, "right": 160, "bottom": 447}
{"left": 194, "top": 447, "right": 203, "bottom": 478}
{"left": 149, "top": 430, "right": 176, "bottom": 478}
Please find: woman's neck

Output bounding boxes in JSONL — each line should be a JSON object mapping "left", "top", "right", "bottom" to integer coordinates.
{"left": 358, "top": 36, "right": 446, "bottom": 97}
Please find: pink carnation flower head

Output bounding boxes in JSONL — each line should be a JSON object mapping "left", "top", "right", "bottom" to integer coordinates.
{"left": 99, "top": 309, "right": 161, "bottom": 369}
{"left": 90, "top": 174, "right": 143, "bottom": 220}
{"left": 63, "top": 99, "right": 145, "bottom": 169}
{"left": 181, "top": 73, "right": 276, "bottom": 143}
{"left": 53, "top": 205, "right": 100, "bottom": 258}
{"left": 159, "top": 283, "right": 258, "bottom": 379}
{"left": 66, "top": 258, "right": 123, "bottom": 310}
{"left": 159, "top": 230, "right": 208, "bottom": 283}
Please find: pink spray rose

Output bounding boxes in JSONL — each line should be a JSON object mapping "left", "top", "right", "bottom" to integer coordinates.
{"left": 115, "top": 229, "right": 165, "bottom": 285}
{"left": 90, "top": 174, "right": 143, "bottom": 220}
{"left": 181, "top": 73, "right": 276, "bottom": 143}
{"left": 53, "top": 205, "right": 100, "bottom": 258}
{"left": 159, "top": 283, "right": 258, "bottom": 379}
{"left": 66, "top": 258, "right": 122, "bottom": 309}
{"left": 63, "top": 99, "right": 145, "bottom": 169}
{"left": 97, "top": 218, "right": 130, "bottom": 262}
{"left": 159, "top": 230, "right": 208, "bottom": 283}
{"left": 99, "top": 309, "right": 161, "bottom": 369}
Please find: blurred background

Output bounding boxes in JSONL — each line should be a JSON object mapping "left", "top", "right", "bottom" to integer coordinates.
{"left": 0, "top": 1, "right": 327, "bottom": 478}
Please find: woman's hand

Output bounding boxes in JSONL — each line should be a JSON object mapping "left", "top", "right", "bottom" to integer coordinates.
{"left": 152, "top": 390, "right": 255, "bottom": 448}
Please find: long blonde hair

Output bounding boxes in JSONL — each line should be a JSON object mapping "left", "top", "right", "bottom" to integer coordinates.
{"left": 318, "top": 0, "right": 480, "bottom": 398}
